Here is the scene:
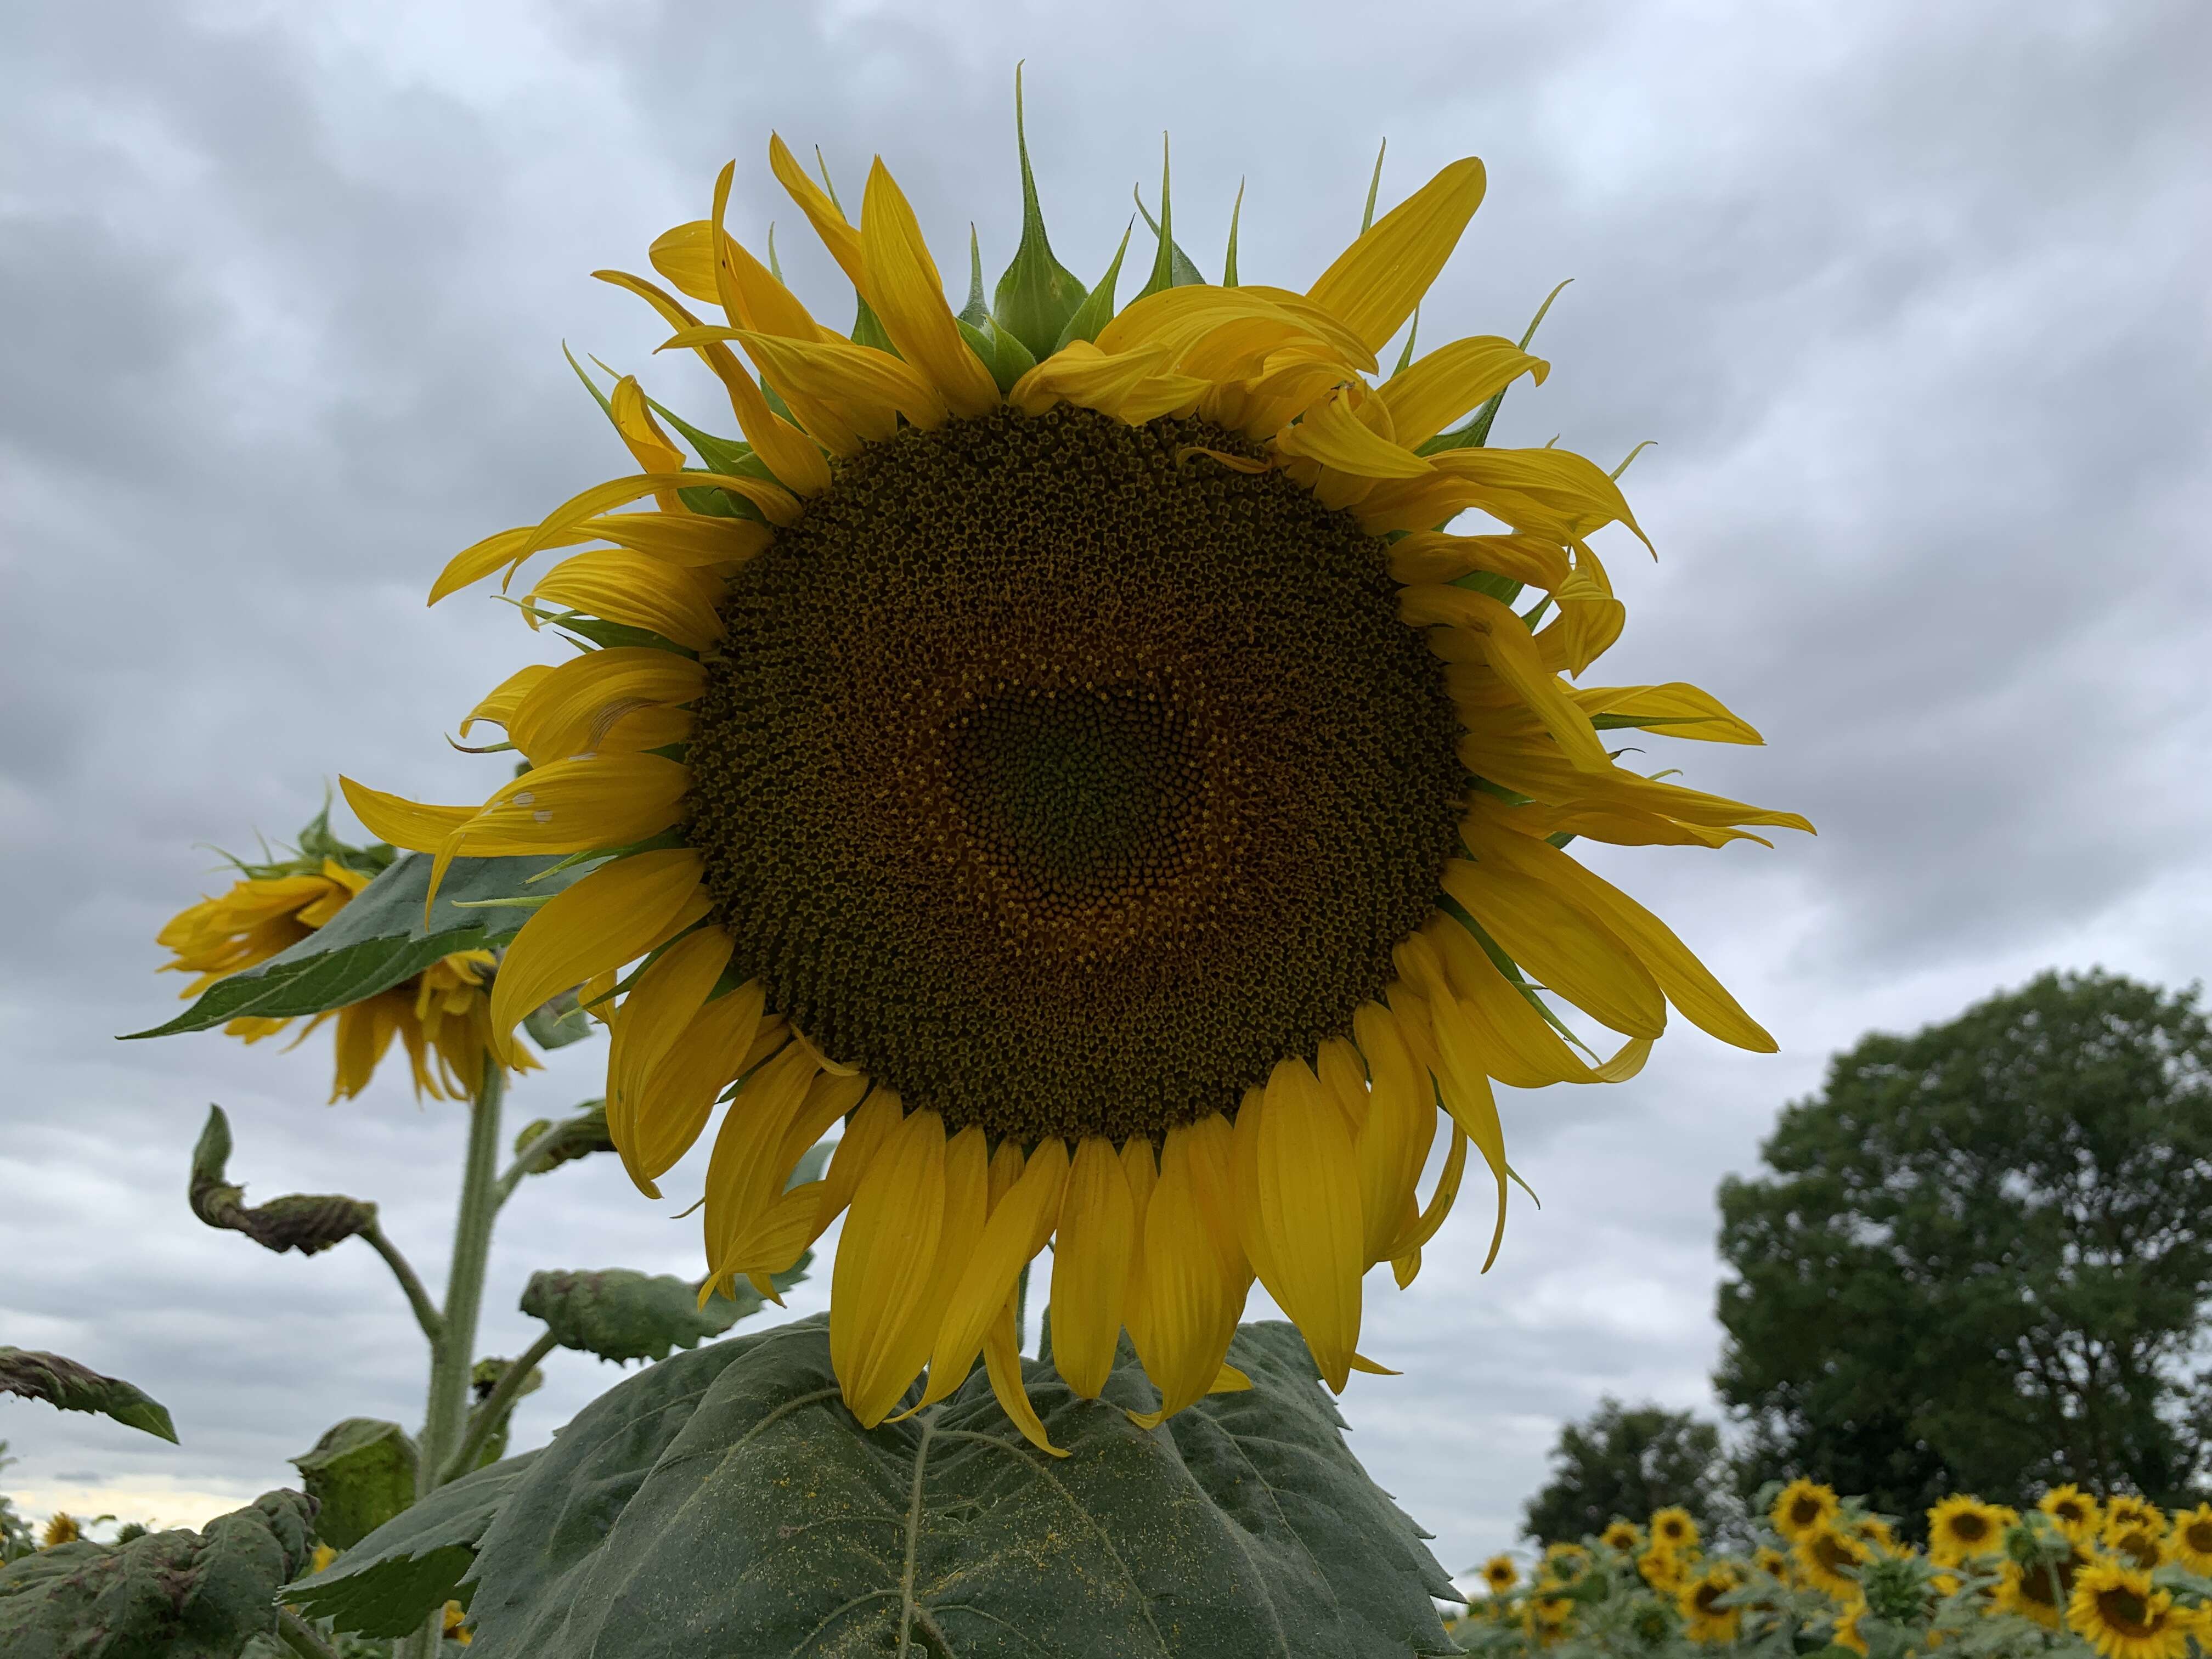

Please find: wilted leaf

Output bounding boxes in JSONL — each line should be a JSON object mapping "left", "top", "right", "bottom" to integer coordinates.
{"left": 510, "top": 1102, "right": 613, "bottom": 1178}
{"left": 0, "top": 1489, "right": 315, "bottom": 1657}
{"left": 189, "top": 1105, "right": 375, "bottom": 1256}
{"left": 456, "top": 1316, "right": 1457, "bottom": 1658}
{"left": 517, "top": 1262, "right": 804, "bottom": 1365}
{"left": 291, "top": 1419, "right": 418, "bottom": 1551}
{"left": 0, "top": 1348, "right": 177, "bottom": 1443}
{"left": 283, "top": 1453, "right": 541, "bottom": 1639}
{"left": 522, "top": 989, "right": 594, "bottom": 1051}
{"left": 126, "top": 852, "right": 590, "bottom": 1037}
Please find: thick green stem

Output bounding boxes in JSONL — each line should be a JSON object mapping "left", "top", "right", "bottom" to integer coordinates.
{"left": 399, "top": 1054, "right": 506, "bottom": 1659}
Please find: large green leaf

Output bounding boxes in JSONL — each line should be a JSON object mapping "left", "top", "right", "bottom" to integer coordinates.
{"left": 125, "top": 852, "right": 591, "bottom": 1038}
{"left": 291, "top": 1418, "right": 419, "bottom": 1551}
{"left": 283, "top": 1452, "right": 542, "bottom": 1639}
{"left": 449, "top": 1315, "right": 1456, "bottom": 1658}
{"left": 517, "top": 1261, "right": 806, "bottom": 1365}
{"left": 0, "top": 1348, "right": 177, "bottom": 1443}
{"left": 0, "top": 1489, "right": 315, "bottom": 1657}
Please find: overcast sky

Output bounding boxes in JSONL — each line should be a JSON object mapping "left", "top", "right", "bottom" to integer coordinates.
{"left": 4, "top": 0, "right": 2209, "bottom": 1587}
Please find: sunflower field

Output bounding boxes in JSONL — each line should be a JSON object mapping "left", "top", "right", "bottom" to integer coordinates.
{"left": 1453, "top": 1484, "right": 2212, "bottom": 1658}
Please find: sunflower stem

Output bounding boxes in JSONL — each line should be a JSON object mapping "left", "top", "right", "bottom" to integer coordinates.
{"left": 359, "top": 1221, "right": 443, "bottom": 1346}
{"left": 399, "top": 1054, "right": 506, "bottom": 1659}
{"left": 441, "top": 1326, "right": 558, "bottom": 1485}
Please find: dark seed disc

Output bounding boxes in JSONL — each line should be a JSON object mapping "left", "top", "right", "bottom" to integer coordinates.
{"left": 685, "top": 404, "right": 1463, "bottom": 1143}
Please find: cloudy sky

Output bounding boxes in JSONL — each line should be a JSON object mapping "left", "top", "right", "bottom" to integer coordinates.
{"left": 4, "top": 0, "right": 2208, "bottom": 1586}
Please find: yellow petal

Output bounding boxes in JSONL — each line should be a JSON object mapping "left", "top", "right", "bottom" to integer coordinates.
{"left": 730, "top": 328, "right": 944, "bottom": 439}
{"left": 983, "top": 1303, "right": 1065, "bottom": 1457}
{"left": 1118, "top": 1136, "right": 1158, "bottom": 1360}
{"left": 1350, "top": 1003, "right": 1436, "bottom": 1266}
{"left": 1438, "top": 857, "right": 1665, "bottom": 1039}
{"left": 816, "top": 1090, "right": 903, "bottom": 1237}
{"left": 507, "top": 647, "right": 706, "bottom": 765}
{"left": 1395, "top": 1124, "right": 1470, "bottom": 1266}
{"left": 484, "top": 849, "right": 709, "bottom": 1057}
{"left": 703, "top": 163, "right": 835, "bottom": 494}
{"left": 528, "top": 551, "right": 723, "bottom": 651}
{"left": 339, "top": 776, "right": 477, "bottom": 854}
{"left": 1376, "top": 335, "right": 1548, "bottom": 448}
{"left": 1307, "top": 157, "right": 1487, "bottom": 354}
{"left": 1128, "top": 1118, "right": 1248, "bottom": 1424}
{"left": 429, "top": 523, "right": 600, "bottom": 607}
{"left": 1251, "top": 1060, "right": 1363, "bottom": 1390}
{"left": 1470, "top": 822, "right": 1777, "bottom": 1052}
{"left": 1568, "top": 681, "right": 1765, "bottom": 745}
{"left": 1398, "top": 584, "right": 1609, "bottom": 768}
{"left": 1048, "top": 1137, "right": 1137, "bottom": 1399}
{"left": 460, "top": 665, "right": 554, "bottom": 742}
{"left": 1272, "top": 385, "right": 1433, "bottom": 481}
{"left": 441, "top": 751, "right": 689, "bottom": 868}
{"left": 627, "top": 979, "right": 765, "bottom": 1192}
{"left": 702, "top": 1041, "right": 820, "bottom": 1272}
{"left": 768, "top": 133, "right": 865, "bottom": 289}
{"left": 859, "top": 159, "right": 999, "bottom": 419}
{"left": 607, "top": 926, "right": 732, "bottom": 1140}
{"left": 1362, "top": 444, "right": 1650, "bottom": 549}
{"left": 920, "top": 1139, "right": 1068, "bottom": 1407}
{"left": 1008, "top": 342, "right": 1206, "bottom": 422}
{"left": 831, "top": 1107, "right": 948, "bottom": 1426}
{"left": 1424, "top": 916, "right": 1602, "bottom": 1089}
{"left": 571, "top": 511, "right": 772, "bottom": 569}
{"left": 608, "top": 375, "right": 686, "bottom": 479}
{"left": 1387, "top": 530, "right": 1568, "bottom": 589}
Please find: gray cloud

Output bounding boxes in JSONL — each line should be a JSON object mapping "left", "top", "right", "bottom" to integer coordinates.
{"left": 3, "top": 0, "right": 2208, "bottom": 1580}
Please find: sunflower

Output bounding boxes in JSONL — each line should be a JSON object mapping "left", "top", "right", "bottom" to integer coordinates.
{"left": 157, "top": 817, "right": 533, "bottom": 1102}
{"left": 1771, "top": 1477, "right": 1841, "bottom": 1543}
{"left": 2168, "top": 1503, "right": 2212, "bottom": 1575}
{"left": 2041, "top": 1485, "right": 2104, "bottom": 1546}
{"left": 1996, "top": 1544, "right": 2089, "bottom": 1630}
{"left": 1599, "top": 1517, "right": 1644, "bottom": 1555}
{"left": 1522, "top": 1593, "right": 1575, "bottom": 1647}
{"left": 347, "top": 95, "right": 1802, "bottom": 1449}
{"left": 1795, "top": 1521, "right": 1871, "bottom": 1600}
{"left": 39, "top": 1512, "right": 80, "bottom": 1549}
{"left": 1542, "top": 1541, "right": 1595, "bottom": 1584}
{"left": 1752, "top": 1544, "right": 1791, "bottom": 1582}
{"left": 2068, "top": 1559, "right": 2194, "bottom": 1659}
{"left": 2103, "top": 1504, "right": 2169, "bottom": 1572}
{"left": 1927, "top": 1494, "right": 2011, "bottom": 1566}
{"left": 1479, "top": 1553, "right": 1519, "bottom": 1595}
{"left": 1638, "top": 1543, "right": 1690, "bottom": 1593}
{"left": 1677, "top": 1560, "right": 1744, "bottom": 1644}
{"left": 1649, "top": 1506, "right": 1701, "bottom": 1553}
{"left": 1829, "top": 1598, "right": 1870, "bottom": 1656}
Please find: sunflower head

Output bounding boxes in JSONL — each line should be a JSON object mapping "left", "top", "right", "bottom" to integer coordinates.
{"left": 1649, "top": 1506, "right": 1700, "bottom": 1552}
{"left": 156, "top": 809, "right": 531, "bottom": 1101}
{"left": 1771, "top": 1476, "right": 1842, "bottom": 1543}
{"left": 356, "top": 88, "right": 1804, "bottom": 1448}
{"left": 1829, "top": 1598, "right": 1871, "bottom": 1656}
{"left": 1795, "top": 1521, "right": 1872, "bottom": 1600}
{"left": 1677, "top": 1561, "right": 1745, "bottom": 1640}
{"left": 1638, "top": 1543, "right": 1690, "bottom": 1592}
{"left": 2167, "top": 1503, "right": 2212, "bottom": 1574}
{"left": 1479, "top": 1553, "right": 1519, "bottom": 1594}
{"left": 1927, "top": 1494, "right": 2012, "bottom": 1566}
{"left": 1752, "top": 1544, "right": 1792, "bottom": 1582}
{"left": 1599, "top": 1517, "right": 1644, "bottom": 1555}
{"left": 2103, "top": 1507, "right": 2168, "bottom": 1572}
{"left": 2040, "top": 1485, "right": 2105, "bottom": 1545}
{"left": 1997, "top": 1544, "right": 2088, "bottom": 1630}
{"left": 38, "top": 1511, "right": 81, "bottom": 1549}
{"left": 2067, "top": 1558, "right": 2192, "bottom": 1659}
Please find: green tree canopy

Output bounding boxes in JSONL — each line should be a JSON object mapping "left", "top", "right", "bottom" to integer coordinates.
{"left": 1522, "top": 1397, "right": 1726, "bottom": 1545}
{"left": 1716, "top": 969, "right": 2212, "bottom": 1527}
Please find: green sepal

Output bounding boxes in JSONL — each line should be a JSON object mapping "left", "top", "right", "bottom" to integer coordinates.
{"left": 126, "top": 853, "right": 591, "bottom": 1037}
{"left": 958, "top": 225, "right": 1038, "bottom": 392}
{"left": 1420, "top": 278, "right": 1572, "bottom": 455}
{"left": 1054, "top": 220, "right": 1135, "bottom": 351}
{"left": 1223, "top": 177, "right": 1245, "bottom": 286}
{"left": 0, "top": 1348, "right": 178, "bottom": 1443}
{"left": 1451, "top": 568, "right": 1524, "bottom": 605}
{"left": 290, "top": 1419, "right": 419, "bottom": 1551}
{"left": 1361, "top": 137, "right": 1387, "bottom": 234}
{"left": 542, "top": 611, "right": 698, "bottom": 657}
{"left": 989, "top": 63, "right": 1089, "bottom": 359}
{"left": 280, "top": 1452, "right": 541, "bottom": 1638}
{"left": 1133, "top": 138, "right": 1207, "bottom": 300}
{"left": 517, "top": 1258, "right": 810, "bottom": 1366}
{"left": 0, "top": 1490, "right": 317, "bottom": 1655}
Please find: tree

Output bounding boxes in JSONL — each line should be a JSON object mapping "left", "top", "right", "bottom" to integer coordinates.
{"left": 1522, "top": 1398, "right": 1726, "bottom": 1545}
{"left": 1716, "top": 970, "right": 2212, "bottom": 1528}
